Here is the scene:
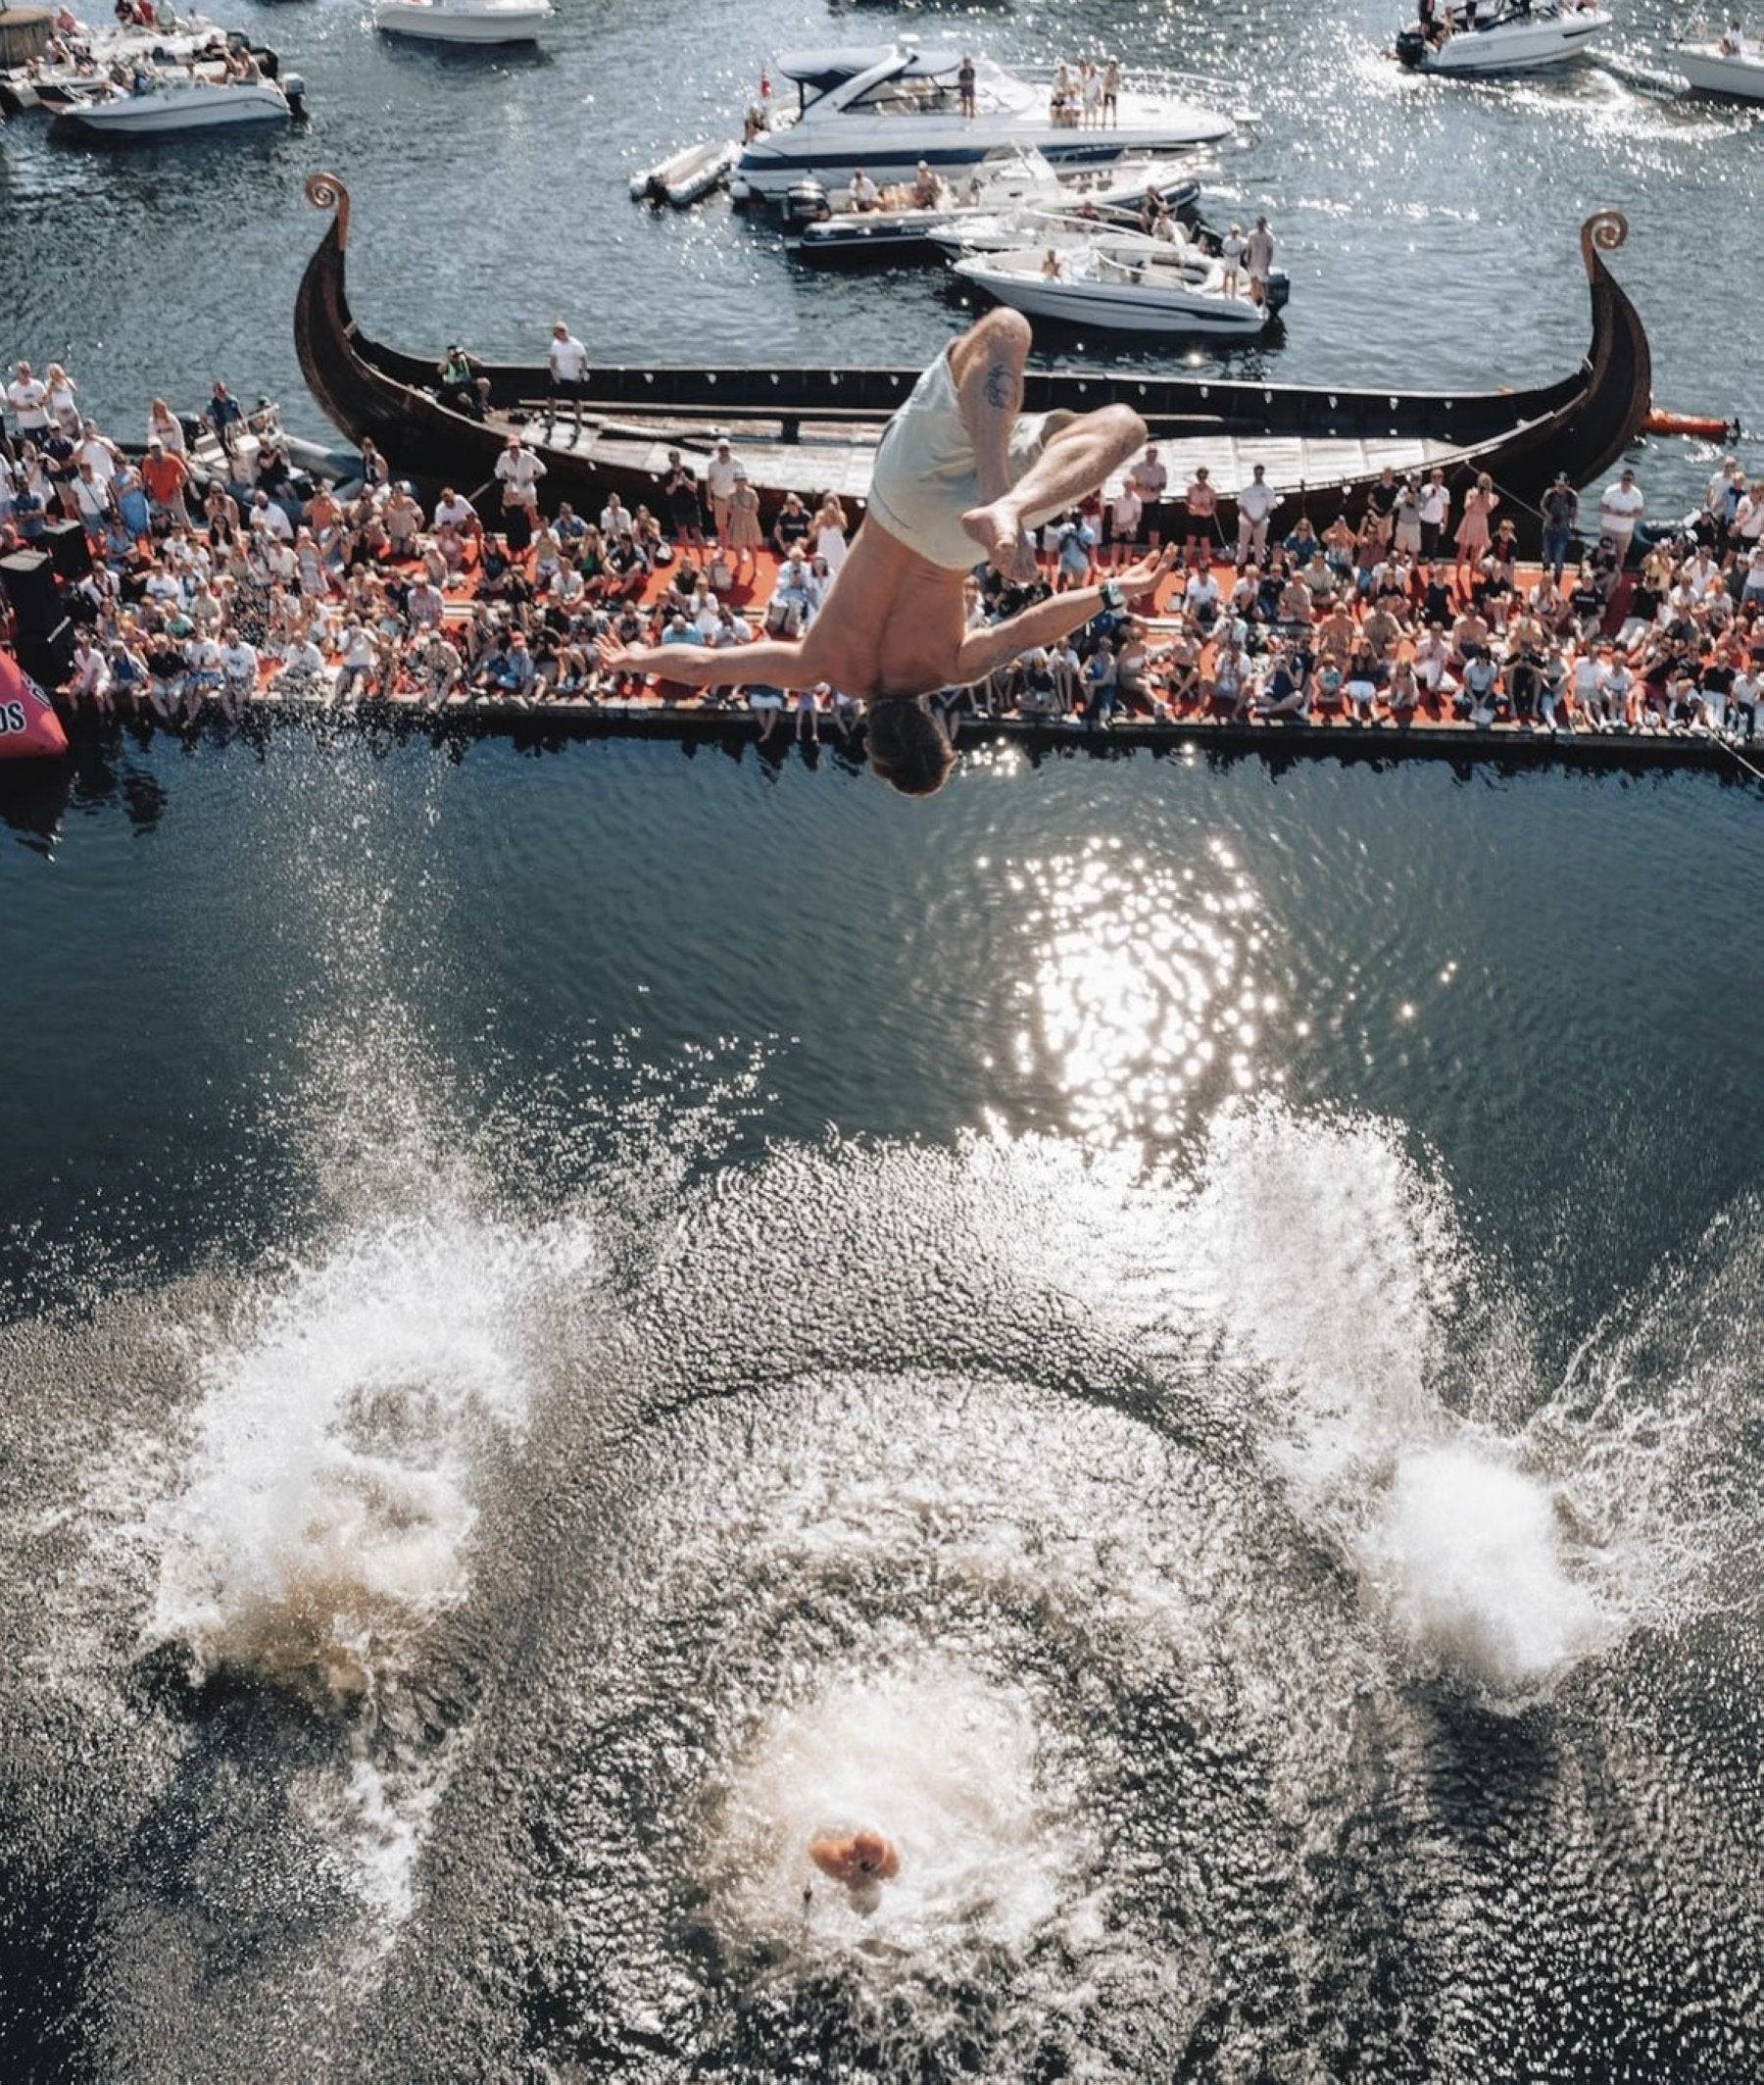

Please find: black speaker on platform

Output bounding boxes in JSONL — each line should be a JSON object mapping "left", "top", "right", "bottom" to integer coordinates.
{"left": 0, "top": 550, "right": 61, "bottom": 643}
{"left": 41, "top": 518, "right": 92, "bottom": 584}
{"left": 14, "top": 621, "right": 76, "bottom": 693}
{"left": 1, "top": 550, "right": 75, "bottom": 691}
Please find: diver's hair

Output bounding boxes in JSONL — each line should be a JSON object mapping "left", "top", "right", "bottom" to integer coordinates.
{"left": 865, "top": 696, "right": 956, "bottom": 798}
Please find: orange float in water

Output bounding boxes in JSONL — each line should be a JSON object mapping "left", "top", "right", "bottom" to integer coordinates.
{"left": 1642, "top": 405, "right": 1736, "bottom": 440}
{"left": 0, "top": 648, "right": 69, "bottom": 762}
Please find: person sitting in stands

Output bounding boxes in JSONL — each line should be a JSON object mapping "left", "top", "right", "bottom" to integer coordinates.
{"left": 1387, "top": 657, "right": 1421, "bottom": 719}
{"left": 603, "top": 530, "right": 650, "bottom": 602}
{"left": 432, "top": 485, "right": 480, "bottom": 547}
{"left": 1283, "top": 515, "right": 1322, "bottom": 567}
{"left": 1255, "top": 647, "right": 1311, "bottom": 719}
{"left": 1163, "top": 621, "right": 1204, "bottom": 710}
{"left": 1346, "top": 643, "right": 1385, "bottom": 722}
{"left": 1276, "top": 571, "right": 1314, "bottom": 630}
{"left": 437, "top": 344, "right": 478, "bottom": 415}
{"left": 1113, "top": 620, "right": 1159, "bottom": 713}
{"left": 772, "top": 489, "right": 812, "bottom": 559}
{"left": 1314, "top": 598, "right": 1356, "bottom": 665}
{"left": 1184, "top": 562, "right": 1223, "bottom": 630}
{"left": 1413, "top": 621, "right": 1456, "bottom": 701}
{"left": 207, "top": 381, "right": 245, "bottom": 459}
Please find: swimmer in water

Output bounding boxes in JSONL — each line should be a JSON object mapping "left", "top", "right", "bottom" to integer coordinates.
{"left": 808, "top": 1829, "right": 900, "bottom": 1888}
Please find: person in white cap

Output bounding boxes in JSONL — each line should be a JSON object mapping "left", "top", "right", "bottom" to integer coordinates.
{"left": 705, "top": 434, "right": 741, "bottom": 543}
{"left": 495, "top": 433, "right": 546, "bottom": 519}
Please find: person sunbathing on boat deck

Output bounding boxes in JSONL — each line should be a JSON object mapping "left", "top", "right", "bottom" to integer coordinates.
{"left": 850, "top": 168, "right": 880, "bottom": 212}
{"left": 910, "top": 162, "right": 942, "bottom": 209}
{"left": 595, "top": 309, "right": 1167, "bottom": 794}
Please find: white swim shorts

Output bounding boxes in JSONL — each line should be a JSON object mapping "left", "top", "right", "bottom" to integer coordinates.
{"left": 866, "top": 346, "right": 1048, "bottom": 571}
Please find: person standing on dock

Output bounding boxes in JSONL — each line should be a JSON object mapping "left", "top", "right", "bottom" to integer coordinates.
{"left": 1244, "top": 217, "right": 1277, "bottom": 308}
{"left": 7, "top": 364, "right": 51, "bottom": 445}
{"left": 1235, "top": 464, "right": 1277, "bottom": 567}
{"left": 663, "top": 450, "right": 707, "bottom": 549}
{"left": 1540, "top": 472, "right": 1579, "bottom": 582}
{"left": 546, "top": 321, "right": 591, "bottom": 442}
{"left": 1597, "top": 466, "right": 1645, "bottom": 567}
{"left": 495, "top": 435, "right": 547, "bottom": 521}
{"left": 595, "top": 308, "right": 1168, "bottom": 795}
{"left": 706, "top": 435, "right": 742, "bottom": 546}
{"left": 1129, "top": 443, "right": 1169, "bottom": 550}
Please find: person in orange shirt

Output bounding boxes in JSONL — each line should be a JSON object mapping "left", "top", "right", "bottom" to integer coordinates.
{"left": 139, "top": 440, "right": 192, "bottom": 531}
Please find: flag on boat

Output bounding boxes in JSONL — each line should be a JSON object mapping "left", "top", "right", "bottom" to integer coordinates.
{"left": 0, "top": 647, "right": 69, "bottom": 762}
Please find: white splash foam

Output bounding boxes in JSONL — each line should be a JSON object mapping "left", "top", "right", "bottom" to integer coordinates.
{"left": 702, "top": 1660, "right": 1100, "bottom": 1975}
{"left": 147, "top": 1200, "right": 595, "bottom": 1706}
{"left": 1175, "top": 1103, "right": 1454, "bottom": 1487}
{"left": 1358, "top": 1443, "right": 1619, "bottom": 1694}
{"left": 1114, "top": 1104, "right": 1641, "bottom": 1694}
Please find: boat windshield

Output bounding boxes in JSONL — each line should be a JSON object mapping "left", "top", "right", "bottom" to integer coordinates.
{"left": 844, "top": 55, "right": 1032, "bottom": 117}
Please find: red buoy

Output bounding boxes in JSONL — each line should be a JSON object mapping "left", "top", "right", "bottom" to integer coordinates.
{"left": 0, "top": 647, "right": 70, "bottom": 762}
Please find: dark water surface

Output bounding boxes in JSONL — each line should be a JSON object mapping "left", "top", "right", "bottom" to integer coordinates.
{"left": 5, "top": 3, "right": 1764, "bottom": 2079}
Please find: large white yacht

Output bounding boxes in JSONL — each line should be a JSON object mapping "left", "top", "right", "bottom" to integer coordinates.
{"left": 730, "top": 46, "right": 1233, "bottom": 200}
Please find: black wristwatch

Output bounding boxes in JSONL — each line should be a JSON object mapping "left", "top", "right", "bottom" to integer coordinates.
{"left": 1100, "top": 580, "right": 1125, "bottom": 611}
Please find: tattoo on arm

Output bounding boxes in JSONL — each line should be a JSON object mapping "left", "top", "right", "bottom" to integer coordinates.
{"left": 983, "top": 364, "right": 1016, "bottom": 412}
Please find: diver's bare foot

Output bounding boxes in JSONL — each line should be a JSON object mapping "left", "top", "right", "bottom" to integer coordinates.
{"left": 961, "top": 500, "right": 1031, "bottom": 578}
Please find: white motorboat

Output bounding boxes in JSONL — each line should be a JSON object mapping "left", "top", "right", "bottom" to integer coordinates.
{"left": 786, "top": 145, "right": 1202, "bottom": 265}
{"left": 0, "top": 20, "right": 265, "bottom": 114}
{"left": 934, "top": 206, "right": 1211, "bottom": 262}
{"left": 51, "top": 72, "right": 302, "bottom": 134}
{"left": 731, "top": 45, "right": 1233, "bottom": 200}
{"left": 1395, "top": 2, "right": 1613, "bottom": 74}
{"left": 629, "top": 137, "right": 740, "bottom": 206}
{"left": 372, "top": 0, "right": 553, "bottom": 46}
{"left": 952, "top": 237, "right": 1279, "bottom": 338}
{"left": 1672, "top": 30, "right": 1764, "bottom": 95}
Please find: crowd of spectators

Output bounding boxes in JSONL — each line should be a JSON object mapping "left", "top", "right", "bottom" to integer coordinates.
{"left": 5, "top": 360, "right": 1763, "bottom": 749}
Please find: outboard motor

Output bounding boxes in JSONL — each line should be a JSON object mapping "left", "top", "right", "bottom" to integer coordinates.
{"left": 784, "top": 177, "right": 831, "bottom": 228}
{"left": 1264, "top": 270, "right": 1293, "bottom": 318}
{"left": 1394, "top": 26, "right": 1428, "bottom": 67}
{"left": 281, "top": 72, "right": 306, "bottom": 117}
